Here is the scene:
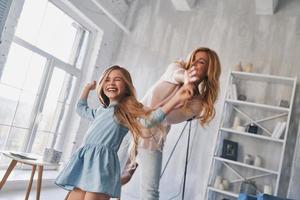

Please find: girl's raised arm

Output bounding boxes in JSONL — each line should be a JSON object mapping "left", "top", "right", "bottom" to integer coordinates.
{"left": 76, "top": 81, "right": 100, "bottom": 121}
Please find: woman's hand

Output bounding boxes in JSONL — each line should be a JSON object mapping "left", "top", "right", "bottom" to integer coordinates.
{"left": 84, "top": 80, "right": 97, "bottom": 91}
{"left": 184, "top": 66, "right": 201, "bottom": 84}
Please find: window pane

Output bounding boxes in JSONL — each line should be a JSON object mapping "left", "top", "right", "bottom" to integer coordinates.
{"left": 0, "top": 42, "right": 46, "bottom": 152}
{"left": 34, "top": 68, "right": 75, "bottom": 153}
{"left": 75, "top": 31, "right": 90, "bottom": 69}
{"left": 0, "top": 126, "right": 10, "bottom": 149}
{"left": 5, "top": 127, "right": 29, "bottom": 151}
{"left": 14, "top": 0, "right": 48, "bottom": 45}
{"left": 12, "top": 91, "right": 37, "bottom": 128}
{"left": 0, "top": 84, "right": 19, "bottom": 125}
{"left": 58, "top": 105, "right": 70, "bottom": 134}
{"left": 66, "top": 77, "right": 77, "bottom": 104}
{"left": 38, "top": 68, "right": 66, "bottom": 132}
{"left": 1, "top": 43, "right": 33, "bottom": 89}
{"left": 1, "top": 42, "right": 46, "bottom": 92}
{"left": 0, "top": 124, "right": 12, "bottom": 168}
{"left": 31, "top": 131, "right": 53, "bottom": 155}
{"left": 22, "top": 54, "right": 46, "bottom": 93}
{"left": 15, "top": 0, "right": 79, "bottom": 63}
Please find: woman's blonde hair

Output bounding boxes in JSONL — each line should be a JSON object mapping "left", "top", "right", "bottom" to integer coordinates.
{"left": 96, "top": 65, "right": 150, "bottom": 162}
{"left": 179, "top": 47, "right": 221, "bottom": 125}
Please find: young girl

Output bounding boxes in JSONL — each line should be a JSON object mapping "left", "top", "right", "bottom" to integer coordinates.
{"left": 55, "top": 65, "right": 194, "bottom": 200}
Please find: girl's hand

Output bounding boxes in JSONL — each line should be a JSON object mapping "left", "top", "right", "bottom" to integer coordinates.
{"left": 85, "top": 80, "right": 97, "bottom": 90}
{"left": 160, "top": 83, "right": 194, "bottom": 115}
{"left": 175, "top": 83, "right": 194, "bottom": 106}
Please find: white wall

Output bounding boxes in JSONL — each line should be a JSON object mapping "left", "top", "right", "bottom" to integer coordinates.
{"left": 112, "top": 0, "right": 300, "bottom": 199}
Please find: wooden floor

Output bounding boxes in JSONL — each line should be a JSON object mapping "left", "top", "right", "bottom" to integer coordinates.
{"left": 0, "top": 187, "right": 68, "bottom": 200}
{"left": 0, "top": 186, "right": 129, "bottom": 200}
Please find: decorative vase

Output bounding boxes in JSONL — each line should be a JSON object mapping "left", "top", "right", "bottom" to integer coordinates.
{"left": 263, "top": 185, "right": 272, "bottom": 195}
{"left": 218, "top": 183, "right": 225, "bottom": 190}
{"left": 244, "top": 154, "right": 254, "bottom": 165}
{"left": 233, "top": 116, "right": 240, "bottom": 129}
{"left": 236, "top": 125, "right": 245, "bottom": 132}
{"left": 243, "top": 63, "right": 253, "bottom": 73}
{"left": 214, "top": 176, "right": 222, "bottom": 188}
{"left": 254, "top": 155, "right": 263, "bottom": 167}
{"left": 222, "top": 179, "right": 230, "bottom": 190}
{"left": 233, "top": 62, "right": 243, "bottom": 71}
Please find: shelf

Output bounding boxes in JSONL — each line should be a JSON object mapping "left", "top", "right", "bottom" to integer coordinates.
{"left": 231, "top": 71, "right": 296, "bottom": 85}
{"left": 219, "top": 128, "right": 284, "bottom": 143}
{"left": 206, "top": 71, "right": 296, "bottom": 199}
{"left": 214, "top": 156, "right": 278, "bottom": 175}
{"left": 225, "top": 99, "right": 290, "bottom": 112}
{"left": 208, "top": 186, "right": 238, "bottom": 198}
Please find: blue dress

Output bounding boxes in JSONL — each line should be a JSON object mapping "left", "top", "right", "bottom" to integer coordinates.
{"left": 55, "top": 99, "right": 165, "bottom": 198}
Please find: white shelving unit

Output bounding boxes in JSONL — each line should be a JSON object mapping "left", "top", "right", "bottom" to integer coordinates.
{"left": 205, "top": 71, "right": 297, "bottom": 200}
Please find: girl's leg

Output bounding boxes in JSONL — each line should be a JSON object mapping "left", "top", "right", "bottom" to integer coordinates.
{"left": 84, "top": 192, "right": 110, "bottom": 200}
{"left": 67, "top": 188, "right": 86, "bottom": 200}
{"left": 139, "top": 148, "right": 162, "bottom": 200}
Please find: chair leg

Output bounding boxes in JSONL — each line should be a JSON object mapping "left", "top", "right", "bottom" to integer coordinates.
{"left": 0, "top": 159, "right": 17, "bottom": 190}
{"left": 36, "top": 165, "right": 43, "bottom": 200}
{"left": 64, "top": 191, "right": 71, "bottom": 200}
{"left": 25, "top": 165, "right": 36, "bottom": 200}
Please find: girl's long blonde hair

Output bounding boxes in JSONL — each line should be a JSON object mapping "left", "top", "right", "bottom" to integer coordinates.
{"left": 96, "top": 65, "right": 150, "bottom": 162}
{"left": 179, "top": 47, "right": 221, "bottom": 126}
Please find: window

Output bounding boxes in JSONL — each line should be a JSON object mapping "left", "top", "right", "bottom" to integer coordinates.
{"left": 0, "top": 0, "right": 89, "bottom": 168}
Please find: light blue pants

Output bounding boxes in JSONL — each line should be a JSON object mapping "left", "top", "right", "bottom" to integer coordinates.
{"left": 138, "top": 148, "right": 162, "bottom": 200}
{"left": 118, "top": 134, "right": 163, "bottom": 200}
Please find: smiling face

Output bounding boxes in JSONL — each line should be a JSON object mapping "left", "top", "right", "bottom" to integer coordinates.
{"left": 102, "top": 69, "right": 127, "bottom": 102}
{"left": 191, "top": 51, "right": 209, "bottom": 82}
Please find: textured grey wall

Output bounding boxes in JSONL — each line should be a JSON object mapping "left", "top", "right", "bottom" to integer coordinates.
{"left": 112, "top": 0, "right": 300, "bottom": 199}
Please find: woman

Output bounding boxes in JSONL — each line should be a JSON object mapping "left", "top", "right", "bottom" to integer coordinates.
{"left": 121, "top": 47, "right": 221, "bottom": 200}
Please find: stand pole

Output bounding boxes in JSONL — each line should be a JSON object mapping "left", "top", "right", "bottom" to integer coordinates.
{"left": 182, "top": 120, "right": 192, "bottom": 200}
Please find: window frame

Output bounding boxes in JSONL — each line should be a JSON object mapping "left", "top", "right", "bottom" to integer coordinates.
{"left": 0, "top": 0, "right": 104, "bottom": 170}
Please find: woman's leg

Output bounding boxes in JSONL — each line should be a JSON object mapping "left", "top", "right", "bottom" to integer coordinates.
{"left": 139, "top": 148, "right": 162, "bottom": 200}
{"left": 67, "top": 188, "right": 86, "bottom": 200}
{"left": 84, "top": 192, "right": 110, "bottom": 200}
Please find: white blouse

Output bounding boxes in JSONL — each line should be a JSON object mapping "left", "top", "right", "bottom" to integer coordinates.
{"left": 139, "top": 63, "right": 202, "bottom": 150}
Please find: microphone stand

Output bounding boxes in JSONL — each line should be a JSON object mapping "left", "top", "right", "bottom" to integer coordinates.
{"left": 182, "top": 118, "right": 192, "bottom": 200}
{"left": 159, "top": 117, "right": 194, "bottom": 200}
